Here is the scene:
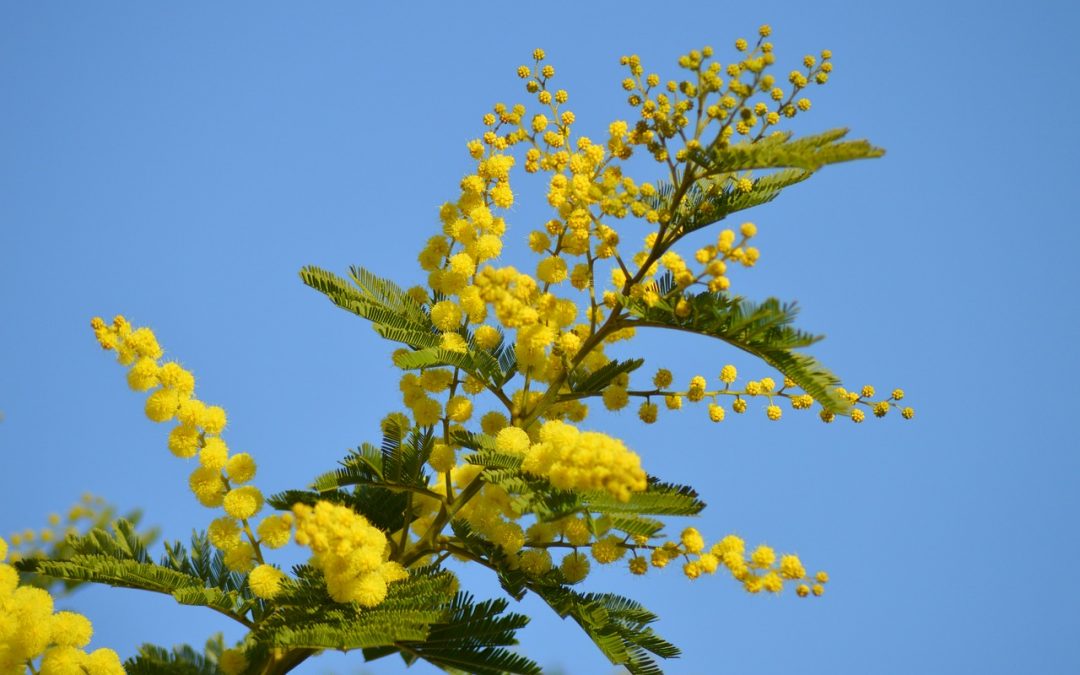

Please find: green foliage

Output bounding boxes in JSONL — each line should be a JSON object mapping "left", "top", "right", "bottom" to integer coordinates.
{"left": 568, "top": 357, "right": 645, "bottom": 396}
{"left": 17, "top": 521, "right": 255, "bottom": 624}
{"left": 690, "top": 128, "right": 885, "bottom": 174}
{"left": 250, "top": 566, "right": 453, "bottom": 651}
{"left": 17, "top": 504, "right": 159, "bottom": 597}
{"left": 370, "top": 594, "right": 541, "bottom": 675}
{"left": 125, "top": 635, "right": 226, "bottom": 675}
{"left": 39, "top": 37, "right": 899, "bottom": 675}
{"left": 534, "top": 588, "right": 679, "bottom": 675}
{"left": 623, "top": 276, "right": 851, "bottom": 413}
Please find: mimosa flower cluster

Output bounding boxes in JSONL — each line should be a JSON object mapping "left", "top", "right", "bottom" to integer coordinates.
{"left": 366, "top": 29, "right": 910, "bottom": 602}
{"left": 0, "top": 537, "right": 124, "bottom": 674}
{"left": 47, "top": 29, "right": 908, "bottom": 673}
{"left": 91, "top": 316, "right": 279, "bottom": 579}
{"left": 292, "top": 501, "right": 408, "bottom": 606}
{"left": 628, "top": 366, "right": 914, "bottom": 425}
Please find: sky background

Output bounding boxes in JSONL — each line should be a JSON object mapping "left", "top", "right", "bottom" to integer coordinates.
{"left": 3, "top": 2, "right": 1079, "bottom": 673}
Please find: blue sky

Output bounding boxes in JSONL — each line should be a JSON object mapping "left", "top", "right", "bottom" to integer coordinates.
{"left": 2, "top": 2, "right": 1079, "bottom": 673}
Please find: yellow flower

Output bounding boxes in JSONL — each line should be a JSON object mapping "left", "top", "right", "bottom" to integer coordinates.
{"left": 496, "top": 427, "right": 531, "bottom": 455}
{"left": 522, "top": 421, "right": 646, "bottom": 502}
{"left": 428, "top": 442, "right": 456, "bottom": 472}
{"left": 199, "top": 436, "right": 228, "bottom": 470}
{"left": 126, "top": 357, "right": 160, "bottom": 391}
{"left": 201, "top": 406, "right": 227, "bottom": 434}
{"left": 750, "top": 545, "right": 775, "bottom": 569}
{"left": 779, "top": 554, "right": 806, "bottom": 580}
{"left": 144, "top": 387, "right": 181, "bottom": 423}
{"left": 208, "top": 517, "right": 243, "bottom": 551}
{"left": 680, "top": 527, "right": 705, "bottom": 554}
{"left": 48, "top": 611, "right": 93, "bottom": 648}
{"left": 446, "top": 396, "right": 473, "bottom": 422}
{"left": 590, "top": 536, "right": 626, "bottom": 564}
{"left": 248, "top": 564, "right": 286, "bottom": 599}
{"left": 189, "top": 466, "right": 227, "bottom": 507}
{"left": 124, "top": 327, "right": 163, "bottom": 359}
{"left": 602, "top": 386, "right": 629, "bottom": 411}
{"left": 536, "top": 256, "right": 568, "bottom": 284}
{"left": 223, "top": 486, "right": 264, "bottom": 520}
{"left": 719, "top": 364, "right": 737, "bottom": 384}
{"left": 431, "top": 301, "right": 463, "bottom": 331}
{"left": 708, "top": 404, "right": 725, "bottom": 422}
{"left": 157, "top": 362, "right": 195, "bottom": 396}
{"left": 256, "top": 514, "right": 294, "bottom": 549}
{"left": 167, "top": 424, "right": 200, "bottom": 459}
{"left": 293, "top": 501, "right": 398, "bottom": 606}
{"left": 638, "top": 401, "right": 658, "bottom": 424}
{"left": 224, "top": 453, "right": 257, "bottom": 484}
{"left": 560, "top": 551, "right": 590, "bottom": 583}
{"left": 519, "top": 548, "right": 553, "bottom": 576}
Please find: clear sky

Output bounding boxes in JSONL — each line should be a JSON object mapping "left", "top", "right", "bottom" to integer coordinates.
{"left": 3, "top": 2, "right": 1079, "bottom": 674}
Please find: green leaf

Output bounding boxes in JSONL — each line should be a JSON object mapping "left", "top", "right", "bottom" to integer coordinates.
{"left": 608, "top": 514, "right": 666, "bottom": 538}
{"left": 393, "top": 343, "right": 504, "bottom": 385}
{"left": 567, "top": 358, "right": 645, "bottom": 396}
{"left": 623, "top": 285, "right": 851, "bottom": 413}
{"left": 533, "top": 587, "right": 679, "bottom": 675}
{"left": 393, "top": 593, "right": 541, "bottom": 675}
{"left": 651, "top": 168, "right": 812, "bottom": 237}
{"left": 584, "top": 477, "right": 705, "bottom": 517}
{"left": 124, "top": 640, "right": 222, "bottom": 675}
{"left": 300, "top": 265, "right": 436, "bottom": 350}
{"left": 252, "top": 568, "right": 459, "bottom": 651}
{"left": 689, "top": 128, "right": 885, "bottom": 174}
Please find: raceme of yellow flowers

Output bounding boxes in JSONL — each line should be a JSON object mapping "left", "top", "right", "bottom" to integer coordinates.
{"left": 90, "top": 317, "right": 412, "bottom": 610}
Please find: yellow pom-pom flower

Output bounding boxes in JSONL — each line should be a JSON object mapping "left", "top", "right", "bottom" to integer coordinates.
{"left": 248, "top": 564, "right": 286, "bottom": 599}
{"left": 225, "top": 453, "right": 257, "bottom": 484}
{"left": 519, "top": 548, "right": 553, "bottom": 576}
{"left": 590, "top": 536, "right": 626, "bottom": 564}
{"left": 199, "top": 436, "right": 228, "bottom": 470}
{"left": 157, "top": 362, "right": 195, "bottom": 396}
{"left": 189, "top": 466, "right": 227, "bottom": 507}
{"left": 126, "top": 357, "right": 160, "bottom": 391}
{"left": 446, "top": 396, "right": 473, "bottom": 422}
{"left": 256, "top": 514, "right": 294, "bottom": 549}
{"left": 680, "top": 527, "right": 705, "bottom": 554}
{"left": 428, "top": 442, "right": 456, "bottom": 472}
{"left": 144, "top": 387, "right": 181, "bottom": 423}
{"left": 167, "top": 424, "right": 200, "bottom": 459}
{"left": 431, "top": 300, "right": 463, "bottom": 331}
{"left": 560, "top": 551, "right": 590, "bottom": 583}
{"left": 495, "top": 427, "right": 531, "bottom": 455}
{"left": 223, "top": 486, "right": 264, "bottom": 520}
{"left": 750, "top": 545, "right": 776, "bottom": 569}
{"left": 208, "top": 517, "right": 243, "bottom": 551}
{"left": 48, "top": 611, "right": 93, "bottom": 648}
{"left": 200, "top": 405, "right": 227, "bottom": 434}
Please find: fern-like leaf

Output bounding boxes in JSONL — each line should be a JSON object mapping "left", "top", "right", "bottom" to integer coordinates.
{"left": 623, "top": 286, "right": 850, "bottom": 413}
{"left": 584, "top": 478, "right": 705, "bottom": 517}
